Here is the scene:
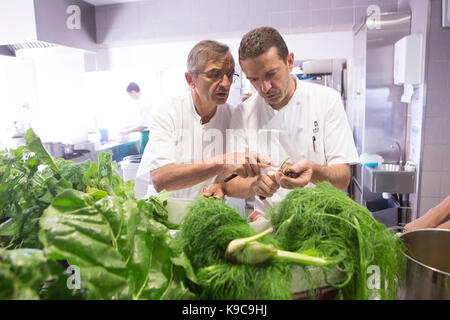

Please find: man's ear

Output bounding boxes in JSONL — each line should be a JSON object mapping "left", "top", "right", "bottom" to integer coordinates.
{"left": 185, "top": 72, "right": 195, "bottom": 89}
{"left": 287, "top": 52, "right": 294, "bottom": 72}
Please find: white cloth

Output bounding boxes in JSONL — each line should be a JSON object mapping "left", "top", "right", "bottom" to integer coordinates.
{"left": 229, "top": 76, "right": 359, "bottom": 214}
{"left": 139, "top": 100, "right": 152, "bottom": 128}
{"left": 124, "top": 98, "right": 152, "bottom": 129}
{"left": 136, "top": 93, "right": 233, "bottom": 199}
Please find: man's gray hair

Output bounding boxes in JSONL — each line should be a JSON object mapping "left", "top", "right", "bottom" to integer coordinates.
{"left": 187, "top": 40, "right": 231, "bottom": 73}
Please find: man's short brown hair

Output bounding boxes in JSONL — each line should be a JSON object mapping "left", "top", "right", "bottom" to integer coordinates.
{"left": 239, "top": 27, "right": 289, "bottom": 62}
{"left": 187, "top": 40, "right": 231, "bottom": 73}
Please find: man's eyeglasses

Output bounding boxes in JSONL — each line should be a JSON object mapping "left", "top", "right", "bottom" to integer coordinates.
{"left": 192, "top": 69, "right": 240, "bottom": 83}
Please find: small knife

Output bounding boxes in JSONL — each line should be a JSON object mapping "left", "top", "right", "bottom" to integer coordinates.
{"left": 223, "top": 173, "right": 237, "bottom": 182}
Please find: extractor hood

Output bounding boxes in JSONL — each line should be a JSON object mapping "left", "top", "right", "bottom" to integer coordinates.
{"left": 0, "top": 0, "right": 97, "bottom": 56}
{"left": 5, "top": 41, "right": 57, "bottom": 55}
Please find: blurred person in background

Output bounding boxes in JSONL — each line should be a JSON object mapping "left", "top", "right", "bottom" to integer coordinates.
{"left": 120, "top": 82, "right": 152, "bottom": 153}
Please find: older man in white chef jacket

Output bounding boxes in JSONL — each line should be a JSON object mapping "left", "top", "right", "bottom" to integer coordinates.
{"left": 136, "top": 40, "right": 273, "bottom": 200}
{"left": 203, "top": 27, "right": 359, "bottom": 229}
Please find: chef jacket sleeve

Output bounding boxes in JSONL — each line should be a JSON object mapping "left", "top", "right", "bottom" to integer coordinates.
{"left": 323, "top": 91, "right": 359, "bottom": 165}
{"left": 136, "top": 106, "right": 176, "bottom": 183}
{"left": 139, "top": 101, "right": 152, "bottom": 128}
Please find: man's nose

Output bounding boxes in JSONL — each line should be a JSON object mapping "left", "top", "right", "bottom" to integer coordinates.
{"left": 219, "top": 73, "right": 232, "bottom": 87}
{"left": 261, "top": 80, "right": 271, "bottom": 93}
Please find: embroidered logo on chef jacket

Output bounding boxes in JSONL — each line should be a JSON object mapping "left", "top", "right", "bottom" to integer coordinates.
{"left": 312, "top": 121, "right": 319, "bottom": 152}
{"left": 313, "top": 121, "right": 319, "bottom": 134}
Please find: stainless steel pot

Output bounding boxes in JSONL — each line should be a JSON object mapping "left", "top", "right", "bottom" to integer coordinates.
{"left": 396, "top": 228, "right": 450, "bottom": 300}
{"left": 64, "top": 144, "right": 75, "bottom": 157}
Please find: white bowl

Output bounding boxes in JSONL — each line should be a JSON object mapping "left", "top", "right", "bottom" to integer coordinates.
{"left": 166, "top": 198, "right": 192, "bottom": 224}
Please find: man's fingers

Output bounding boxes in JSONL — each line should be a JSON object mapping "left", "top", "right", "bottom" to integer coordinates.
{"left": 202, "top": 188, "right": 212, "bottom": 197}
{"left": 203, "top": 185, "right": 225, "bottom": 200}
{"left": 267, "top": 173, "right": 279, "bottom": 183}
{"left": 279, "top": 174, "right": 309, "bottom": 189}
{"left": 250, "top": 164, "right": 261, "bottom": 176}
{"left": 255, "top": 175, "right": 279, "bottom": 197}
{"left": 263, "top": 175, "right": 280, "bottom": 193}
{"left": 243, "top": 163, "right": 259, "bottom": 177}
{"left": 256, "top": 153, "right": 277, "bottom": 167}
{"left": 289, "top": 160, "right": 311, "bottom": 174}
{"left": 245, "top": 152, "right": 277, "bottom": 167}
{"left": 278, "top": 177, "right": 295, "bottom": 189}
{"left": 236, "top": 169, "right": 248, "bottom": 178}
{"left": 255, "top": 186, "right": 272, "bottom": 198}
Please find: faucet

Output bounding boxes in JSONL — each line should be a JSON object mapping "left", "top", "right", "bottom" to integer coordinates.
{"left": 390, "top": 141, "right": 403, "bottom": 166}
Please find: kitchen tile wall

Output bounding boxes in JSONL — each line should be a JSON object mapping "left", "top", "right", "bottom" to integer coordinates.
{"left": 419, "top": 0, "right": 450, "bottom": 216}
{"left": 95, "top": 0, "right": 400, "bottom": 45}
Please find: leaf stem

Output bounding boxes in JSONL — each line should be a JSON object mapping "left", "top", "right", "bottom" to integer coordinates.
{"left": 275, "top": 250, "right": 331, "bottom": 266}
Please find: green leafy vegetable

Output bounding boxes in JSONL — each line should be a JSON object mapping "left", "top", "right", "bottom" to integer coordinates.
{"left": 39, "top": 189, "right": 196, "bottom": 300}
{"left": 0, "top": 248, "right": 64, "bottom": 299}
{"left": 1, "top": 129, "right": 196, "bottom": 300}
{"left": 138, "top": 190, "right": 178, "bottom": 229}
{"left": 176, "top": 197, "right": 292, "bottom": 300}
{"left": 24, "top": 128, "right": 60, "bottom": 175}
{"left": 225, "top": 227, "right": 331, "bottom": 266}
{"left": 268, "top": 182, "right": 406, "bottom": 300}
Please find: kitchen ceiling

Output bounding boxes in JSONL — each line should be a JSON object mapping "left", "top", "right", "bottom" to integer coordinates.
{"left": 83, "top": 0, "right": 149, "bottom": 6}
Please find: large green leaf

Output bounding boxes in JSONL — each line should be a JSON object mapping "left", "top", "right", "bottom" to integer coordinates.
{"left": 82, "top": 151, "right": 134, "bottom": 198}
{"left": 24, "top": 128, "right": 60, "bottom": 175}
{"left": 39, "top": 189, "right": 197, "bottom": 300}
{"left": 0, "top": 248, "right": 64, "bottom": 300}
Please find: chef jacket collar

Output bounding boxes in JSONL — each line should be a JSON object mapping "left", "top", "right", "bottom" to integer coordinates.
{"left": 189, "top": 93, "right": 220, "bottom": 127}
{"left": 261, "top": 75, "right": 304, "bottom": 129}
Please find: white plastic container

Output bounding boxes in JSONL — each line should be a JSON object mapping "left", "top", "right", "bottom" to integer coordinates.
{"left": 120, "top": 156, "right": 148, "bottom": 199}
{"left": 166, "top": 198, "right": 192, "bottom": 224}
{"left": 87, "top": 131, "right": 101, "bottom": 151}
{"left": 360, "top": 153, "right": 384, "bottom": 167}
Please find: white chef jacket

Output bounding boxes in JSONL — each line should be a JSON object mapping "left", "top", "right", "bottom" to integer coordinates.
{"left": 125, "top": 98, "right": 152, "bottom": 129}
{"left": 136, "top": 93, "right": 233, "bottom": 200}
{"left": 228, "top": 76, "right": 359, "bottom": 214}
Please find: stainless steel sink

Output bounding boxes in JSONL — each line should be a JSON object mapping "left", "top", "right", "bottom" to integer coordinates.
{"left": 363, "top": 163, "right": 416, "bottom": 194}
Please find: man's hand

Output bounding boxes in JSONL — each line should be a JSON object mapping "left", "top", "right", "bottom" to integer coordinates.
{"left": 405, "top": 195, "right": 450, "bottom": 231}
{"left": 202, "top": 183, "right": 226, "bottom": 200}
{"left": 250, "top": 174, "right": 280, "bottom": 198}
{"left": 276, "top": 159, "right": 313, "bottom": 189}
{"left": 221, "top": 152, "right": 276, "bottom": 178}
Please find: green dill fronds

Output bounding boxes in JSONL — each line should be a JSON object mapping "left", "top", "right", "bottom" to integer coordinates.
{"left": 268, "top": 181, "right": 406, "bottom": 300}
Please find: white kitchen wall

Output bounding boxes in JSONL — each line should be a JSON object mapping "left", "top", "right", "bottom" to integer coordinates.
{"left": 89, "top": 0, "right": 395, "bottom": 133}
{"left": 399, "top": 0, "right": 450, "bottom": 217}
{"left": 2, "top": 0, "right": 399, "bottom": 148}
{"left": 418, "top": 0, "right": 450, "bottom": 216}
{"left": 0, "top": 55, "right": 36, "bottom": 149}
{"left": 95, "top": 0, "right": 399, "bottom": 46}
{"left": 0, "top": 0, "right": 36, "bottom": 45}
{"left": 15, "top": 47, "right": 94, "bottom": 144}
{"left": 85, "top": 31, "right": 354, "bottom": 124}
{"left": 397, "top": 0, "right": 429, "bottom": 221}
